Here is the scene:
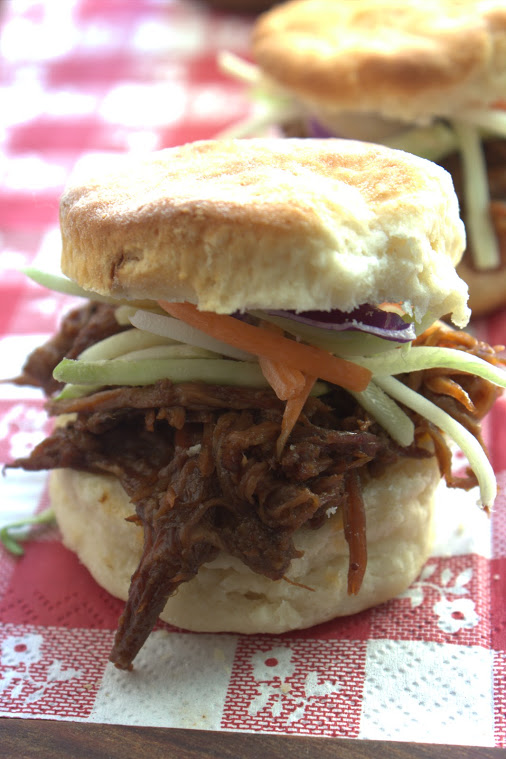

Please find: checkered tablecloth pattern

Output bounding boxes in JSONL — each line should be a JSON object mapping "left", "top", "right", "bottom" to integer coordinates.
{"left": 1, "top": 0, "right": 505, "bottom": 746}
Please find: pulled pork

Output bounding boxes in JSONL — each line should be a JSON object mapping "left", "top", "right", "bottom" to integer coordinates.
{"left": 7, "top": 304, "right": 504, "bottom": 669}
{"left": 12, "top": 302, "right": 128, "bottom": 395}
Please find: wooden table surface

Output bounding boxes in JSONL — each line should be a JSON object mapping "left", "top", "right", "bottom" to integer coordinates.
{"left": 1, "top": 719, "right": 504, "bottom": 759}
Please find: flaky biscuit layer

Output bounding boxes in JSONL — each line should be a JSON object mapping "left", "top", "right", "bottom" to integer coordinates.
{"left": 60, "top": 139, "right": 468, "bottom": 324}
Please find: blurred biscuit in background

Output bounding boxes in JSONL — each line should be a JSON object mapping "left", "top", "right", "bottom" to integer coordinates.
{"left": 233, "top": 0, "right": 506, "bottom": 316}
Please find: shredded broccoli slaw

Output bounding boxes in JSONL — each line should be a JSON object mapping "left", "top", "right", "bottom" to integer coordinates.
{"left": 54, "top": 354, "right": 329, "bottom": 395}
{"left": 217, "top": 51, "right": 299, "bottom": 138}
{"left": 452, "top": 121, "right": 500, "bottom": 270}
{"left": 375, "top": 375, "right": 498, "bottom": 509}
{"left": 0, "top": 507, "right": 55, "bottom": 556}
{"left": 354, "top": 346, "right": 506, "bottom": 387}
{"left": 348, "top": 380, "right": 415, "bottom": 448}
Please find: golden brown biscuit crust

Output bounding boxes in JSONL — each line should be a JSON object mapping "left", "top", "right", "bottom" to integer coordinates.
{"left": 60, "top": 138, "right": 468, "bottom": 324}
{"left": 252, "top": 0, "right": 506, "bottom": 122}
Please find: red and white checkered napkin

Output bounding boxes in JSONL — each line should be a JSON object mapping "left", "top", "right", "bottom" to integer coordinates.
{"left": 0, "top": 393, "right": 505, "bottom": 744}
{"left": 0, "top": 0, "right": 505, "bottom": 747}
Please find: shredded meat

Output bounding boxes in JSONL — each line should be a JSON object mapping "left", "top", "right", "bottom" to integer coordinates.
{"left": 11, "top": 302, "right": 126, "bottom": 395}
{"left": 342, "top": 470, "right": 367, "bottom": 595}
{"left": 11, "top": 393, "right": 390, "bottom": 669}
{"left": 7, "top": 303, "right": 504, "bottom": 669}
{"left": 46, "top": 379, "right": 289, "bottom": 417}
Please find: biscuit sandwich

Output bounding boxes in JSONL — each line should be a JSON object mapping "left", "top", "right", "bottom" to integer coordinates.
{"left": 9, "top": 138, "right": 506, "bottom": 670}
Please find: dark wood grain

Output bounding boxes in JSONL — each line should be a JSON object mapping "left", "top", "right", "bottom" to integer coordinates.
{"left": 0, "top": 719, "right": 503, "bottom": 759}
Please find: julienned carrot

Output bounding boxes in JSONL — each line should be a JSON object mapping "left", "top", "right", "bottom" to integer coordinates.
{"left": 257, "top": 321, "right": 306, "bottom": 400}
{"left": 158, "top": 301, "right": 371, "bottom": 392}
{"left": 258, "top": 356, "right": 306, "bottom": 400}
{"left": 276, "top": 375, "right": 316, "bottom": 457}
{"left": 231, "top": 318, "right": 312, "bottom": 449}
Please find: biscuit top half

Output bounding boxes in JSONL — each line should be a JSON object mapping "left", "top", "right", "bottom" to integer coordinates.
{"left": 60, "top": 138, "right": 468, "bottom": 325}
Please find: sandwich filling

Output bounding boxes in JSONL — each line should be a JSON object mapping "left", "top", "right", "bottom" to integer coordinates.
{"left": 7, "top": 291, "right": 505, "bottom": 669}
